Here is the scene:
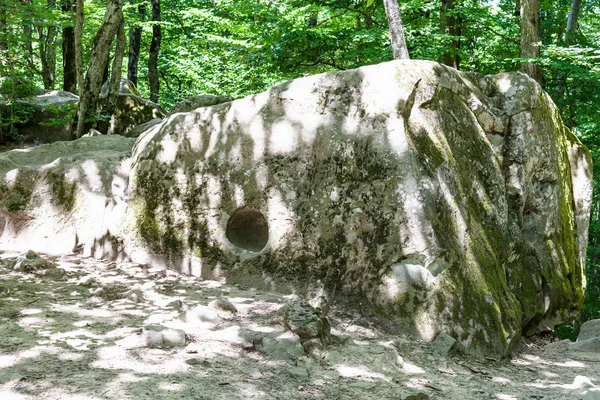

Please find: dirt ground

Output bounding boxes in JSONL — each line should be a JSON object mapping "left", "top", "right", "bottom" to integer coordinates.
{"left": 0, "top": 250, "right": 599, "bottom": 400}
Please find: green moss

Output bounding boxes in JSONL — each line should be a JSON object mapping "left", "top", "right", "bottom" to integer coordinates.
{"left": 48, "top": 172, "right": 76, "bottom": 211}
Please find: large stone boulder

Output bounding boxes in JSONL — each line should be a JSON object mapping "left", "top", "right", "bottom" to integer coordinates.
{"left": 0, "top": 135, "right": 135, "bottom": 258}
{"left": 0, "top": 60, "right": 591, "bottom": 357}
{"left": 168, "top": 94, "right": 233, "bottom": 115}
{"left": 129, "top": 60, "right": 592, "bottom": 356}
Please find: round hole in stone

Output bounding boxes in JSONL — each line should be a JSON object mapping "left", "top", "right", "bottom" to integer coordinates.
{"left": 226, "top": 205, "right": 269, "bottom": 252}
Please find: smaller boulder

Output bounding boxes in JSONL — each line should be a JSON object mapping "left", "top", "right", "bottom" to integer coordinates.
{"left": 13, "top": 251, "right": 55, "bottom": 272}
{"left": 276, "top": 301, "right": 330, "bottom": 342}
{"left": 179, "top": 305, "right": 222, "bottom": 325}
{"left": 143, "top": 325, "right": 186, "bottom": 348}
{"left": 44, "top": 267, "right": 66, "bottom": 280}
{"left": 257, "top": 332, "right": 305, "bottom": 360}
{"left": 208, "top": 298, "right": 238, "bottom": 313}
{"left": 570, "top": 337, "right": 600, "bottom": 352}
{"left": 577, "top": 319, "right": 600, "bottom": 342}
{"left": 168, "top": 94, "right": 233, "bottom": 115}
{"left": 125, "top": 118, "right": 162, "bottom": 138}
{"left": 431, "top": 332, "right": 456, "bottom": 356}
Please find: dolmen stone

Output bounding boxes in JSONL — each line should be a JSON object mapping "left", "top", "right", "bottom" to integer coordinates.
{"left": 129, "top": 60, "right": 592, "bottom": 356}
{"left": 0, "top": 60, "right": 592, "bottom": 357}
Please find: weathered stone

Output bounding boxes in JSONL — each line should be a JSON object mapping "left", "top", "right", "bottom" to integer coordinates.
{"left": 208, "top": 298, "right": 238, "bottom": 313}
{"left": 577, "top": 319, "right": 600, "bottom": 342}
{"left": 103, "top": 94, "right": 166, "bottom": 136}
{"left": 126, "top": 289, "right": 145, "bottom": 303}
{"left": 0, "top": 135, "right": 135, "bottom": 256}
{"left": 570, "top": 376, "right": 597, "bottom": 389}
{"left": 431, "top": 332, "right": 456, "bottom": 356}
{"left": 129, "top": 60, "right": 591, "bottom": 357}
{"left": 25, "top": 249, "right": 37, "bottom": 259}
{"left": 13, "top": 252, "right": 54, "bottom": 272}
{"left": 179, "top": 305, "right": 221, "bottom": 325}
{"left": 0, "top": 60, "right": 591, "bottom": 358}
{"left": 125, "top": 118, "right": 163, "bottom": 138}
{"left": 257, "top": 332, "right": 305, "bottom": 360}
{"left": 168, "top": 94, "right": 233, "bottom": 115}
{"left": 44, "top": 267, "right": 66, "bottom": 280}
{"left": 143, "top": 325, "right": 186, "bottom": 348}
{"left": 570, "top": 338, "right": 600, "bottom": 352}
{"left": 276, "top": 301, "right": 330, "bottom": 341}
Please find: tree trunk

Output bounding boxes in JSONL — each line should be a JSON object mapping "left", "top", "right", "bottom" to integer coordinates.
{"left": 106, "top": 15, "right": 125, "bottom": 135}
{"left": 73, "top": 0, "right": 83, "bottom": 137}
{"left": 0, "top": 2, "right": 7, "bottom": 60}
{"left": 37, "top": 0, "right": 58, "bottom": 90}
{"left": 565, "top": 0, "right": 582, "bottom": 45}
{"left": 22, "top": 0, "right": 36, "bottom": 73}
{"left": 62, "top": 0, "right": 76, "bottom": 93}
{"left": 127, "top": 3, "right": 145, "bottom": 86}
{"left": 519, "top": 0, "right": 542, "bottom": 84}
{"left": 440, "top": 0, "right": 461, "bottom": 69}
{"left": 38, "top": 27, "right": 58, "bottom": 89}
{"left": 383, "top": 0, "right": 410, "bottom": 60}
{"left": 76, "top": 0, "right": 123, "bottom": 137}
{"left": 148, "top": 0, "right": 161, "bottom": 102}
{"left": 75, "top": 0, "right": 83, "bottom": 90}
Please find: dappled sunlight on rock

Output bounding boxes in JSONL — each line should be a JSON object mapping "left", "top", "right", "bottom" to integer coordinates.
{"left": 17, "top": 316, "right": 53, "bottom": 330}
{"left": 335, "top": 365, "right": 391, "bottom": 381}
{"left": 496, "top": 394, "right": 519, "bottom": 400}
{"left": 400, "top": 360, "right": 426, "bottom": 375}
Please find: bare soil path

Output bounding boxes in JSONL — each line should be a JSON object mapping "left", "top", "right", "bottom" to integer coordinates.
{"left": 0, "top": 250, "right": 598, "bottom": 400}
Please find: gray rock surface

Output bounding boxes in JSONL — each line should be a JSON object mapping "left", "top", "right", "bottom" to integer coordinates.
{"left": 0, "top": 60, "right": 592, "bottom": 358}
{"left": 168, "top": 94, "right": 233, "bottom": 115}
{"left": 0, "top": 135, "right": 135, "bottom": 256}
{"left": 577, "top": 319, "right": 600, "bottom": 342}
{"left": 143, "top": 325, "right": 186, "bottom": 348}
{"left": 104, "top": 93, "right": 166, "bottom": 136}
{"left": 129, "top": 60, "right": 592, "bottom": 356}
{"left": 277, "top": 301, "right": 330, "bottom": 341}
{"left": 431, "top": 332, "right": 456, "bottom": 356}
{"left": 124, "top": 118, "right": 163, "bottom": 138}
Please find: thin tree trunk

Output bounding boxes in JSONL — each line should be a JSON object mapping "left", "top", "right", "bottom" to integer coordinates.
{"left": 22, "top": 0, "right": 36, "bottom": 72}
{"left": 62, "top": 0, "right": 76, "bottom": 93}
{"left": 440, "top": 0, "right": 461, "bottom": 69}
{"left": 519, "top": 0, "right": 542, "bottom": 84}
{"left": 38, "top": 26, "right": 58, "bottom": 89}
{"left": 565, "top": 0, "right": 582, "bottom": 45}
{"left": 106, "top": 15, "right": 125, "bottom": 135}
{"left": 383, "top": 0, "right": 410, "bottom": 60}
{"left": 148, "top": 0, "right": 161, "bottom": 102}
{"left": 0, "top": 2, "right": 7, "bottom": 59}
{"left": 37, "top": 0, "right": 58, "bottom": 90}
{"left": 127, "top": 3, "right": 145, "bottom": 86}
{"left": 76, "top": 0, "right": 123, "bottom": 137}
{"left": 74, "top": 0, "right": 83, "bottom": 137}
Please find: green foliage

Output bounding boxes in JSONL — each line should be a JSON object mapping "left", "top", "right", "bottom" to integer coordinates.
{"left": 0, "top": 75, "right": 40, "bottom": 142}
